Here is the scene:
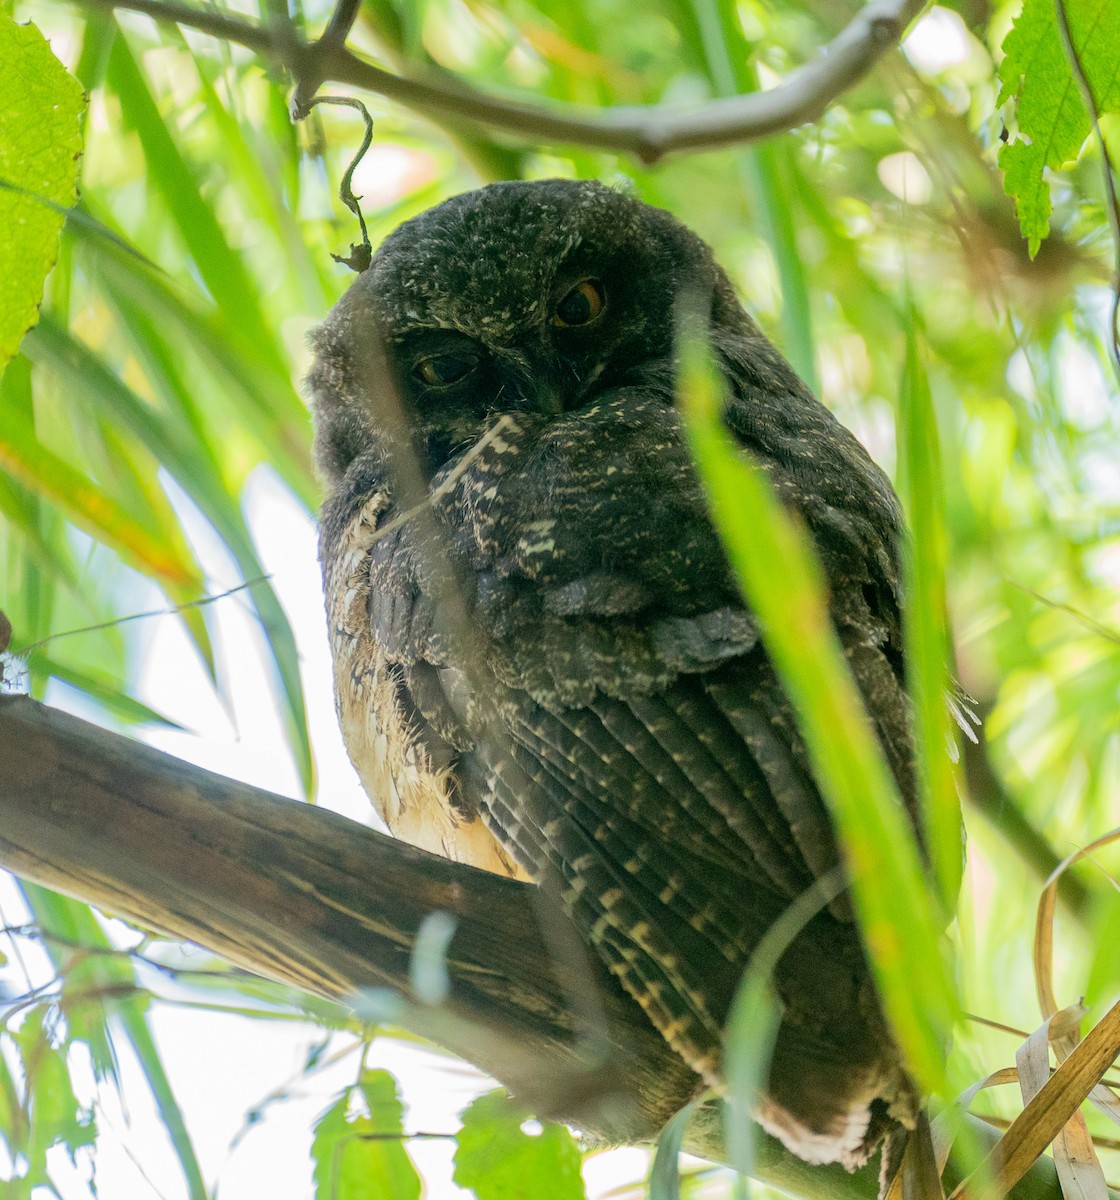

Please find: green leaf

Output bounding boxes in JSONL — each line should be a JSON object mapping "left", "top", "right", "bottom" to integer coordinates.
{"left": 677, "top": 321, "right": 958, "bottom": 1096}
{"left": 0, "top": 1043, "right": 27, "bottom": 1160}
{"left": 997, "top": 0, "right": 1120, "bottom": 254}
{"left": 30, "top": 654, "right": 184, "bottom": 728}
{"left": 23, "top": 313, "right": 314, "bottom": 791}
{"left": 453, "top": 1090, "right": 586, "bottom": 1200}
{"left": 15, "top": 1006, "right": 96, "bottom": 1179}
{"left": 897, "top": 323, "right": 963, "bottom": 913}
{"left": 649, "top": 1098, "right": 700, "bottom": 1200}
{"left": 0, "top": 12, "right": 84, "bottom": 374}
{"left": 312, "top": 1069, "right": 422, "bottom": 1200}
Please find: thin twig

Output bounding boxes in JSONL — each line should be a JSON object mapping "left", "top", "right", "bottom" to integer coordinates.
{"left": 80, "top": 0, "right": 276, "bottom": 50}
{"left": 296, "top": 94, "right": 374, "bottom": 270}
{"left": 320, "top": 0, "right": 359, "bottom": 49}
{"left": 290, "top": 0, "right": 361, "bottom": 112}
{"left": 1053, "top": 0, "right": 1120, "bottom": 383}
{"left": 7, "top": 577, "right": 271, "bottom": 658}
{"left": 73, "top": 0, "right": 927, "bottom": 163}
{"left": 1013, "top": 582, "right": 1120, "bottom": 647}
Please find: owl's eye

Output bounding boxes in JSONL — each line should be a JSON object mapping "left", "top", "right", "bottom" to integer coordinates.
{"left": 413, "top": 353, "right": 477, "bottom": 387}
{"left": 552, "top": 279, "right": 605, "bottom": 328}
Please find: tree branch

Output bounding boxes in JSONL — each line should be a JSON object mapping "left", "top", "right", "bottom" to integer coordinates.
{"left": 0, "top": 696, "right": 1104, "bottom": 1200}
{"left": 75, "top": 0, "right": 927, "bottom": 162}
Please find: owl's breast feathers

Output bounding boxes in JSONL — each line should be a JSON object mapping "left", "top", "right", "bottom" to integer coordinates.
{"left": 322, "top": 483, "right": 524, "bottom": 876}
{"left": 320, "top": 387, "right": 919, "bottom": 1168}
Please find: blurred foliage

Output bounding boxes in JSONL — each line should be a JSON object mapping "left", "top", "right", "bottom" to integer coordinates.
{"left": 1, "top": 0, "right": 1119, "bottom": 1194}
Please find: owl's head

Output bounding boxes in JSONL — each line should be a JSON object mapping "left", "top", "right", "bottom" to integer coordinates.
{"left": 309, "top": 179, "right": 752, "bottom": 486}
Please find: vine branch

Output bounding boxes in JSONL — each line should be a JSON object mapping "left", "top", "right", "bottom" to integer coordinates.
{"left": 75, "top": 0, "right": 927, "bottom": 162}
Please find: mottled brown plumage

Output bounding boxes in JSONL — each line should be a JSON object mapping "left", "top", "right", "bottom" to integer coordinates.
{"left": 310, "top": 179, "right": 920, "bottom": 1168}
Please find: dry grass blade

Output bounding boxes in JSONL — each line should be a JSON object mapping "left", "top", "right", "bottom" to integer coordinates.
{"left": 885, "top": 1114, "right": 946, "bottom": 1200}
{"left": 1035, "top": 830, "right": 1120, "bottom": 1026}
{"left": 1052, "top": 1113, "right": 1110, "bottom": 1200}
{"left": 932, "top": 1069, "right": 1020, "bottom": 1183}
{"left": 948, "top": 999, "right": 1120, "bottom": 1198}
{"left": 1017, "top": 1012, "right": 1109, "bottom": 1199}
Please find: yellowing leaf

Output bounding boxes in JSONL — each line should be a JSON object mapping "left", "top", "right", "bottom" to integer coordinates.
{"left": 0, "top": 13, "right": 84, "bottom": 373}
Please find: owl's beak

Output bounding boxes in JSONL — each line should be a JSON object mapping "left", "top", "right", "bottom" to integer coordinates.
{"left": 499, "top": 349, "right": 570, "bottom": 417}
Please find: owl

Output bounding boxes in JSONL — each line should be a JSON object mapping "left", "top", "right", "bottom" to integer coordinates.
{"left": 310, "top": 179, "right": 920, "bottom": 1171}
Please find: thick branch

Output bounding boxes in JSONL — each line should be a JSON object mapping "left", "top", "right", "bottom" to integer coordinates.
{"left": 0, "top": 697, "right": 1091, "bottom": 1200}
{"left": 77, "top": 0, "right": 926, "bottom": 162}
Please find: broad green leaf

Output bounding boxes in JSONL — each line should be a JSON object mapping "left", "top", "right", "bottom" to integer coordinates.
{"left": 997, "top": 0, "right": 1120, "bottom": 254}
{"left": 678, "top": 323, "right": 957, "bottom": 1096}
{"left": 897, "top": 324, "right": 963, "bottom": 913}
{"left": 312, "top": 1069, "right": 422, "bottom": 1200}
{"left": 0, "top": 12, "right": 84, "bottom": 374}
{"left": 453, "top": 1090, "right": 585, "bottom": 1200}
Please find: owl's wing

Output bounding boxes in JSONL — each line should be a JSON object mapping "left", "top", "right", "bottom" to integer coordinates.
{"left": 474, "top": 598, "right": 916, "bottom": 1165}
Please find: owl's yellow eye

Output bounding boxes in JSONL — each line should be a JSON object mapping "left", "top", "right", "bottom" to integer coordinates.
{"left": 552, "top": 279, "right": 605, "bottom": 327}
{"left": 414, "top": 353, "right": 477, "bottom": 387}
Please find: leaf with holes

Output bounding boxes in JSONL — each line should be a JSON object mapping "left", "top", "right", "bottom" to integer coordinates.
{"left": 454, "top": 1090, "right": 585, "bottom": 1200}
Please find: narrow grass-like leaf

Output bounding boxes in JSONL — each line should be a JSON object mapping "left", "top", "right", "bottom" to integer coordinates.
{"left": 897, "top": 323, "right": 963, "bottom": 912}
{"left": 19, "top": 884, "right": 208, "bottom": 1200}
{"left": 0, "top": 439, "right": 80, "bottom": 599}
{"left": 685, "top": 0, "right": 817, "bottom": 389}
{"left": 0, "top": 400, "right": 202, "bottom": 593}
{"left": 408, "top": 911, "right": 457, "bottom": 1005}
{"left": 723, "top": 871, "right": 845, "bottom": 1199}
{"left": 106, "top": 33, "right": 283, "bottom": 369}
{"left": 25, "top": 314, "right": 314, "bottom": 793}
{"left": 25, "top": 316, "right": 217, "bottom": 676}
{"left": 0, "top": 356, "right": 59, "bottom": 671}
{"left": 29, "top": 655, "right": 184, "bottom": 728}
{"left": 678, "top": 321, "right": 956, "bottom": 1094}
{"left": 950, "top": 998, "right": 1120, "bottom": 1198}
{"left": 74, "top": 218, "right": 316, "bottom": 508}
{"left": 649, "top": 1098, "right": 701, "bottom": 1200}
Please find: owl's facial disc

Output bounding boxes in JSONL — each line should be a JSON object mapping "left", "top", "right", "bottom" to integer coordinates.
{"left": 310, "top": 179, "right": 748, "bottom": 485}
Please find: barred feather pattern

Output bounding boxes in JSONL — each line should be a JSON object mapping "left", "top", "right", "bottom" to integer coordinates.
{"left": 311, "top": 179, "right": 926, "bottom": 1173}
